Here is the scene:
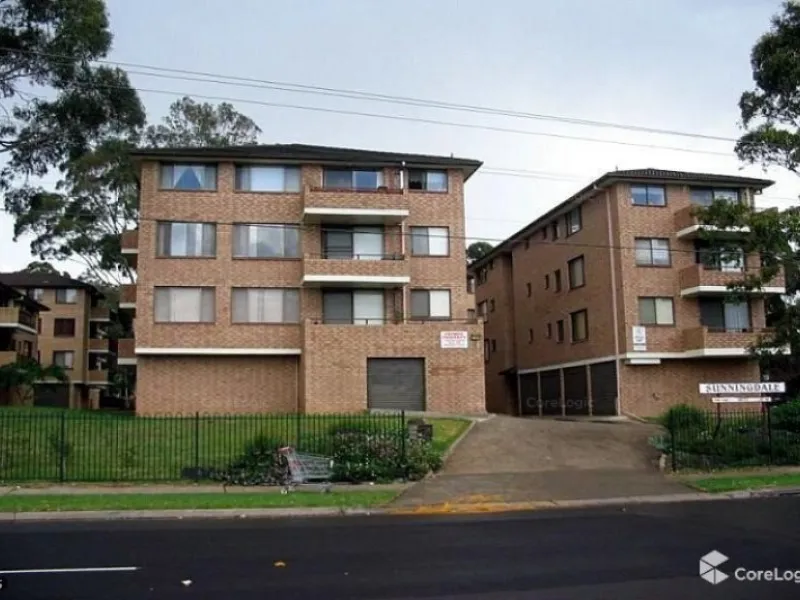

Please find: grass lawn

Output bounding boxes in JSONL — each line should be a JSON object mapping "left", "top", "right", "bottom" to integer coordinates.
{"left": 0, "top": 407, "right": 470, "bottom": 483}
{"left": 688, "top": 473, "right": 800, "bottom": 494}
{"left": 0, "top": 490, "right": 397, "bottom": 513}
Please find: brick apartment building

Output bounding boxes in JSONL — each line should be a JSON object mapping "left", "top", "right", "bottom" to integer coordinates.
{"left": 0, "top": 273, "right": 113, "bottom": 408}
{"left": 470, "top": 169, "right": 785, "bottom": 418}
{"left": 119, "top": 143, "right": 486, "bottom": 415}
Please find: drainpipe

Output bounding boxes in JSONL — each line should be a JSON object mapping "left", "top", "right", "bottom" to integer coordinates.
{"left": 400, "top": 160, "right": 407, "bottom": 322}
{"left": 605, "top": 189, "right": 623, "bottom": 415}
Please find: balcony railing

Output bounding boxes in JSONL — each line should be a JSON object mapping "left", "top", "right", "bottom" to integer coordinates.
{"left": 302, "top": 253, "right": 410, "bottom": 286}
{"left": 86, "top": 369, "right": 109, "bottom": 384}
{"left": 674, "top": 205, "right": 751, "bottom": 238}
{"left": 120, "top": 284, "right": 136, "bottom": 307}
{"left": 302, "top": 185, "right": 410, "bottom": 222}
{"left": 679, "top": 264, "right": 786, "bottom": 295}
{"left": 89, "top": 306, "right": 110, "bottom": 320}
{"left": 0, "top": 306, "right": 36, "bottom": 330}
{"left": 117, "top": 338, "right": 135, "bottom": 360}
{"left": 121, "top": 230, "right": 138, "bottom": 252}
{"left": 0, "top": 351, "right": 17, "bottom": 366}
{"left": 88, "top": 338, "right": 109, "bottom": 351}
{"left": 682, "top": 326, "right": 771, "bottom": 351}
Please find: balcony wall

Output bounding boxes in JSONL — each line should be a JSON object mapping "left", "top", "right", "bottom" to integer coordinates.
{"left": 88, "top": 338, "right": 109, "bottom": 351}
{"left": 121, "top": 229, "right": 138, "bottom": 251}
{"left": 120, "top": 284, "right": 137, "bottom": 306}
{"left": 303, "top": 186, "right": 410, "bottom": 212}
{"left": 89, "top": 306, "right": 110, "bottom": 320}
{"left": 0, "top": 306, "right": 36, "bottom": 329}
{"left": 86, "top": 369, "right": 109, "bottom": 384}
{"left": 674, "top": 205, "right": 701, "bottom": 232}
{"left": 303, "top": 256, "right": 410, "bottom": 283}
{"left": 118, "top": 338, "right": 135, "bottom": 360}
{"left": 679, "top": 264, "right": 786, "bottom": 293}
{"left": 0, "top": 351, "right": 17, "bottom": 366}
{"left": 682, "top": 326, "right": 767, "bottom": 351}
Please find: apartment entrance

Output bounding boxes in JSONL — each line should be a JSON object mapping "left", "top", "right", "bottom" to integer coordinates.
{"left": 367, "top": 358, "right": 425, "bottom": 411}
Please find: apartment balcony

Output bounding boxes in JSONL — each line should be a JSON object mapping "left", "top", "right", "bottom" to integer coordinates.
{"left": 117, "top": 338, "right": 136, "bottom": 365}
{"left": 304, "top": 317, "right": 482, "bottom": 348}
{"left": 88, "top": 338, "right": 109, "bottom": 352}
{"left": 681, "top": 326, "right": 770, "bottom": 356}
{"left": 674, "top": 205, "right": 750, "bottom": 239}
{"left": 86, "top": 369, "right": 109, "bottom": 385}
{"left": 119, "top": 284, "right": 136, "bottom": 310}
{"left": 120, "top": 230, "right": 138, "bottom": 268}
{"left": 302, "top": 185, "right": 410, "bottom": 224}
{"left": 302, "top": 254, "right": 411, "bottom": 288}
{"left": 89, "top": 306, "right": 110, "bottom": 321}
{"left": 678, "top": 265, "right": 786, "bottom": 297}
{"left": 0, "top": 306, "right": 37, "bottom": 332}
{"left": 0, "top": 351, "right": 17, "bottom": 366}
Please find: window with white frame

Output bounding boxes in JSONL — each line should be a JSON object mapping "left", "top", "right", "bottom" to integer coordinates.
{"left": 410, "top": 289, "right": 451, "bottom": 319}
{"left": 233, "top": 224, "right": 300, "bottom": 258}
{"left": 154, "top": 287, "right": 215, "bottom": 323}
{"left": 157, "top": 222, "right": 216, "bottom": 257}
{"left": 235, "top": 165, "right": 301, "bottom": 192}
{"left": 407, "top": 169, "right": 448, "bottom": 192}
{"left": 231, "top": 288, "right": 300, "bottom": 323}
{"left": 322, "top": 290, "right": 385, "bottom": 325}
{"left": 55, "top": 288, "right": 77, "bottom": 304}
{"left": 410, "top": 226, "right": 449, "bottom": 256}
{"left": 690, "top": 188, "right": 740, "bottom": 207}
{"left": 323, "top": 227, "right": 384, "bottom": 260}
{"left": 634, "top": 238, "right": 671, "bottom": 266}
{"left": 566, "top": 207, "right": 582, "bottom": 235}
{"left": 159, "top": 164, "right": 217, "bottom": 190}
{"left": 323, "top": 169, "right": 383, "bottom": 190}
{"left": 27, "top": 288, "right": 44, "bottom": 301}
{"left": 638, "top": 297, "right": 675, "bottom": 325}
{"left": 52, "top": 350, "right": 74, "bottom": 369}
{"left": 631, "top": 185, "right": 666, "bottom": 206}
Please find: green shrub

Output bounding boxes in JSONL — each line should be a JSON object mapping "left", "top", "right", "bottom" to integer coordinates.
{"left": 405, "top": 439, "right": 443, "bottom": 481}
{"left": 211, "top": 435, "right": 289, "bottom": 486}
{"left": 331, "top": 431, "right": 403, "bottom": 483}
{"left": 660, "top": 404, "right": 708, "bottom": 433}
{"left": 772, "top": 400, "right": 800, "bottom": 433}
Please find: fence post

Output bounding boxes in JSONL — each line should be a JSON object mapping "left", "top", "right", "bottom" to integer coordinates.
{"left": 58, "top": 411, "right": 67, "bottom": 483}
{"left": 400, "top": 410, "right": 407, "bottom": 479}
{"left": 766, "top": 403, "right": 773, "bottom": 466}
{"left": 296, "top": 414, "right": 302, "bottom": 451}
{"left": 193, "top": 412, "right": 200, "bottom": 482}
{"left": 669, "top": 423, "right": 677, "bottom": 473}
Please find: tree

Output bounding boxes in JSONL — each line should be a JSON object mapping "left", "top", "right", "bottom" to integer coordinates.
{"left": 697, "top": 1, "right": 800, "bottom": 392}
{"left": 467, "top": 242, "right": 494, "bottom": 263}
{"left": 22, "top": 261, "right": 60, "bottom": 275}
{"left": 4, "top": 96, "right": 262, "bottom": 286}
{"left": 0, "top": 357, "right": 66, "bottom": 406}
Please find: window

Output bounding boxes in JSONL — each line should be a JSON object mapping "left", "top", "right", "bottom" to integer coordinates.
{"left": 551, "top": 221, "right": 559, "bottom": 240}
{"left": 635, "top": 238, "right": 671, "bottom": 266}
{"left": 235, "top": 166, "right": 300, "bottom": 192}
{"left": 154, "top": 287, "right": 215, "bottom": 323}
{"left": 477, "top": 268, "right": 488, "bottom": 285}
{"left": 232, "top": 288, "right": 300, "bottom": 323}
{"left": 546, "top": 323, "right": 552, "bottom": 339}
{"left": 638, "top": 297, "right": 675, "bottom": 326}
{"left": 88, "top": 353, "right": 108, "bottom": 371}
{"left": 410, "top": 289, "right": 451, "bottom": 319}
{"left": 699, "top": 299, "right": 751, "bottom": 332}
{"left": 323, "top": 226, "right": 384, "bottom": 260}
{"left": 322, "top": 290, "right": 385, "bottom": 325}
{"left": 37, "top": 318, "right": 42, "bottom": 334}
{"left": 467, "top": 276, "right": 475, "bottom": 294}
{"left": 484, "top": 340, "right": 491, "bottom": 362}
{"left": 55, "top": 288, "right": 77, "bottom": 304}
{"left": 528, "top": 328, "right": 534, "bottom": 343}
{"left": 157, "top": 222, "right": 216, "bottom": 257}
{"left": 568, "top": 256, "right": 585, "bottom": 289}
{"left": 544, "top": 274, "right": 550, "bottom": 289}
{"left": 526, "top": 282, "right": 532, "bottom": 297}
{"left": 233, "top": 224, "right": 300, "bottom": 258}
{"left": 408, "top": 169, "right": 447, "bottom": 191}
{"left": 490, "top": 299, "right": 496, "bottom": 312}
{"left": 27, "top": 288, "right": 44, "bottom": 301}
{"left": 52, "top": 351, "right": 74, "bottom": 369}
{"left": 571, "top": 310, "right": 588, "bottom": 342}
{"left": 53, "top": 318, "right": 76, "bottom": 337}
{"left": 556, "top": 319, "right": 565, "bottom": 342}
{"left": 694, "top": 240, "right": 744, "bottom": 272}
{"left": 631, "top": 185, "right": 666, "bottom": 206}
{"left": 323, "top": 169, "right": 383, "bottom": 190}
{"left": 160, "top": 163, "right": 217, "bottom": 190}
{"left": 491, "top": 339, "right": 497, "bottom": 352}
{"left": 554, "top": 269, "right": 562, "bottom": 292}
{"left": 411, "top": 227, "right": 449, "bottom": 256}
{"left": 690, "top": 188, "right": 740, "bottom": 207}
{"left": 566, "top": 207, "right": 582, "bottom": 235}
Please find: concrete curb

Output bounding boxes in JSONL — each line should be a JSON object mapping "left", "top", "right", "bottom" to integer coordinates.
{"left": 2, "top": 486, "right": 797, "bottom": 522}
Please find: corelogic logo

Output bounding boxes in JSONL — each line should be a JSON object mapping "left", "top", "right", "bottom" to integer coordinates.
{"left": 700, "top": 550, "right": 729, "bottom": 585}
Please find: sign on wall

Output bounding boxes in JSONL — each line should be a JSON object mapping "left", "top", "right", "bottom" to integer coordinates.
{"left": 699, "top": 382, "right": 786, "bottom": 395}
{"left": 440, "top": 331, "right": 469, "bottom": 349}
{"left": 712, "top": 397, "right": 776, "bottom": 404}
{"left": 632, "top": 326, "right": 647, "bottom": 351}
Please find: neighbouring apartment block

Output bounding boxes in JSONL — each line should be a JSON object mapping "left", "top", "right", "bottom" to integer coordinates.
{"left": 470, "top": 169, "right": 785, "bottom": 418}
{"left": 0, "top": 273, "right": 113, "bottom": 408}
{"left": 119, "top": 143, "right": 486, "bottom": 415}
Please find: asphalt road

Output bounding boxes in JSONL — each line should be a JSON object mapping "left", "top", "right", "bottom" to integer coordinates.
{"left": 2, "top": 498, "right": 800, "bottom": 599}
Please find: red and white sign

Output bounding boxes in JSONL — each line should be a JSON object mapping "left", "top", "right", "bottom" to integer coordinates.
{"left": 440, "top": 331, "right": 469, "bottom": 349}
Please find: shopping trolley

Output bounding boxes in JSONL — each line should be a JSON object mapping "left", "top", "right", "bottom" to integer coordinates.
{"left": 277, "top": 447, "right": 334, "bottom": 493}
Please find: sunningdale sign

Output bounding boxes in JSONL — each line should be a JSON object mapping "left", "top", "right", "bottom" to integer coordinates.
{"left": 699, "top": 382, "right": 786, "bottom": 395}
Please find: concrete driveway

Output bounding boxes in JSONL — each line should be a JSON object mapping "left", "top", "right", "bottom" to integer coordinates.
{"left": 393, "top": 415, "right": 689, "bottom": 506}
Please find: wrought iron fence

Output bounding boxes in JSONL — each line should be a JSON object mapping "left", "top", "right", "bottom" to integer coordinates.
{"left": 0, "top": 410, "right": 407, "bottom": 483}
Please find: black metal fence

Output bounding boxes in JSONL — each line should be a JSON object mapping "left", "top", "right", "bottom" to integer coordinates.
{"left": 656, "top": 407, "right": 800, "bottom": 470}
{"left": 0, "top": 410, "right": 407, "bottom": 483}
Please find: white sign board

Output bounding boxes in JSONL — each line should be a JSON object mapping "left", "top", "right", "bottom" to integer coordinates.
{"left": 440, "top": 331, "right": 468, "bottom": 349}
{"left": 712, "top": 397, "right": 775, "bottom": 404}
{"left": 699, "top": 382, "right": 785, "bottom": 395}
{"left": 632, "top": 326, "right": 647, "bottom": 351}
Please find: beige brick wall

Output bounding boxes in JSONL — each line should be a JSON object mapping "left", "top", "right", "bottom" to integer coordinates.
{"left": 136, "top": 356, "right": 299, "bottom": 415}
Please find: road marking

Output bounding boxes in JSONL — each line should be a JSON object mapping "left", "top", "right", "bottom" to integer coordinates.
{"left": 0, "top": 567, "right": 139, "bottom": 575}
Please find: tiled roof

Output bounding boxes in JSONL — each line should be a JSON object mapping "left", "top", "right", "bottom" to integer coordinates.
{"left": 0, "top": 271, "right": 96, "bottom": 291}
{"left": 606, "top": 168, "right": 773, "bottom": 186}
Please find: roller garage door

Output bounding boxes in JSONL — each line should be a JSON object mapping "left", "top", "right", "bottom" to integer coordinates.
{"left": 367, "top": 358, "right": 425, "bottom": 411}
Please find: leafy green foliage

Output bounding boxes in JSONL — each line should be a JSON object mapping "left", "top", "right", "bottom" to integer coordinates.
{"left": 467, "top": 241, "right": 494, "bottom": 263}
{"left": 0, "top": 357, "right": 66, "bottom": 401}
{"left": 210, "top": 435, "right": 289, "bottom": 486}
{"left": 772, "top": 399, "right": 800, "bottom": 432}
{"left": 659, "top": 404, "right": 708, "bottom": 433}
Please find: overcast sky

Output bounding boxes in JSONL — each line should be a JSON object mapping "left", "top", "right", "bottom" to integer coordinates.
{"left": 0, "top": 0, "right": 795, "bottom": 275}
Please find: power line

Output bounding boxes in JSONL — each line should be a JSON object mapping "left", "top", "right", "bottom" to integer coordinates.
{"left": 2, "top": 47, "right": 738, "bottom": 143}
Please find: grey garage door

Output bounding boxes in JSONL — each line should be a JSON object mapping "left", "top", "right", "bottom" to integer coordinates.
{"left": 34, "top": 384, "right": 70, "bottom": 408}
{"left": 367, "top": 358, "right": 425, "bottom": 411}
